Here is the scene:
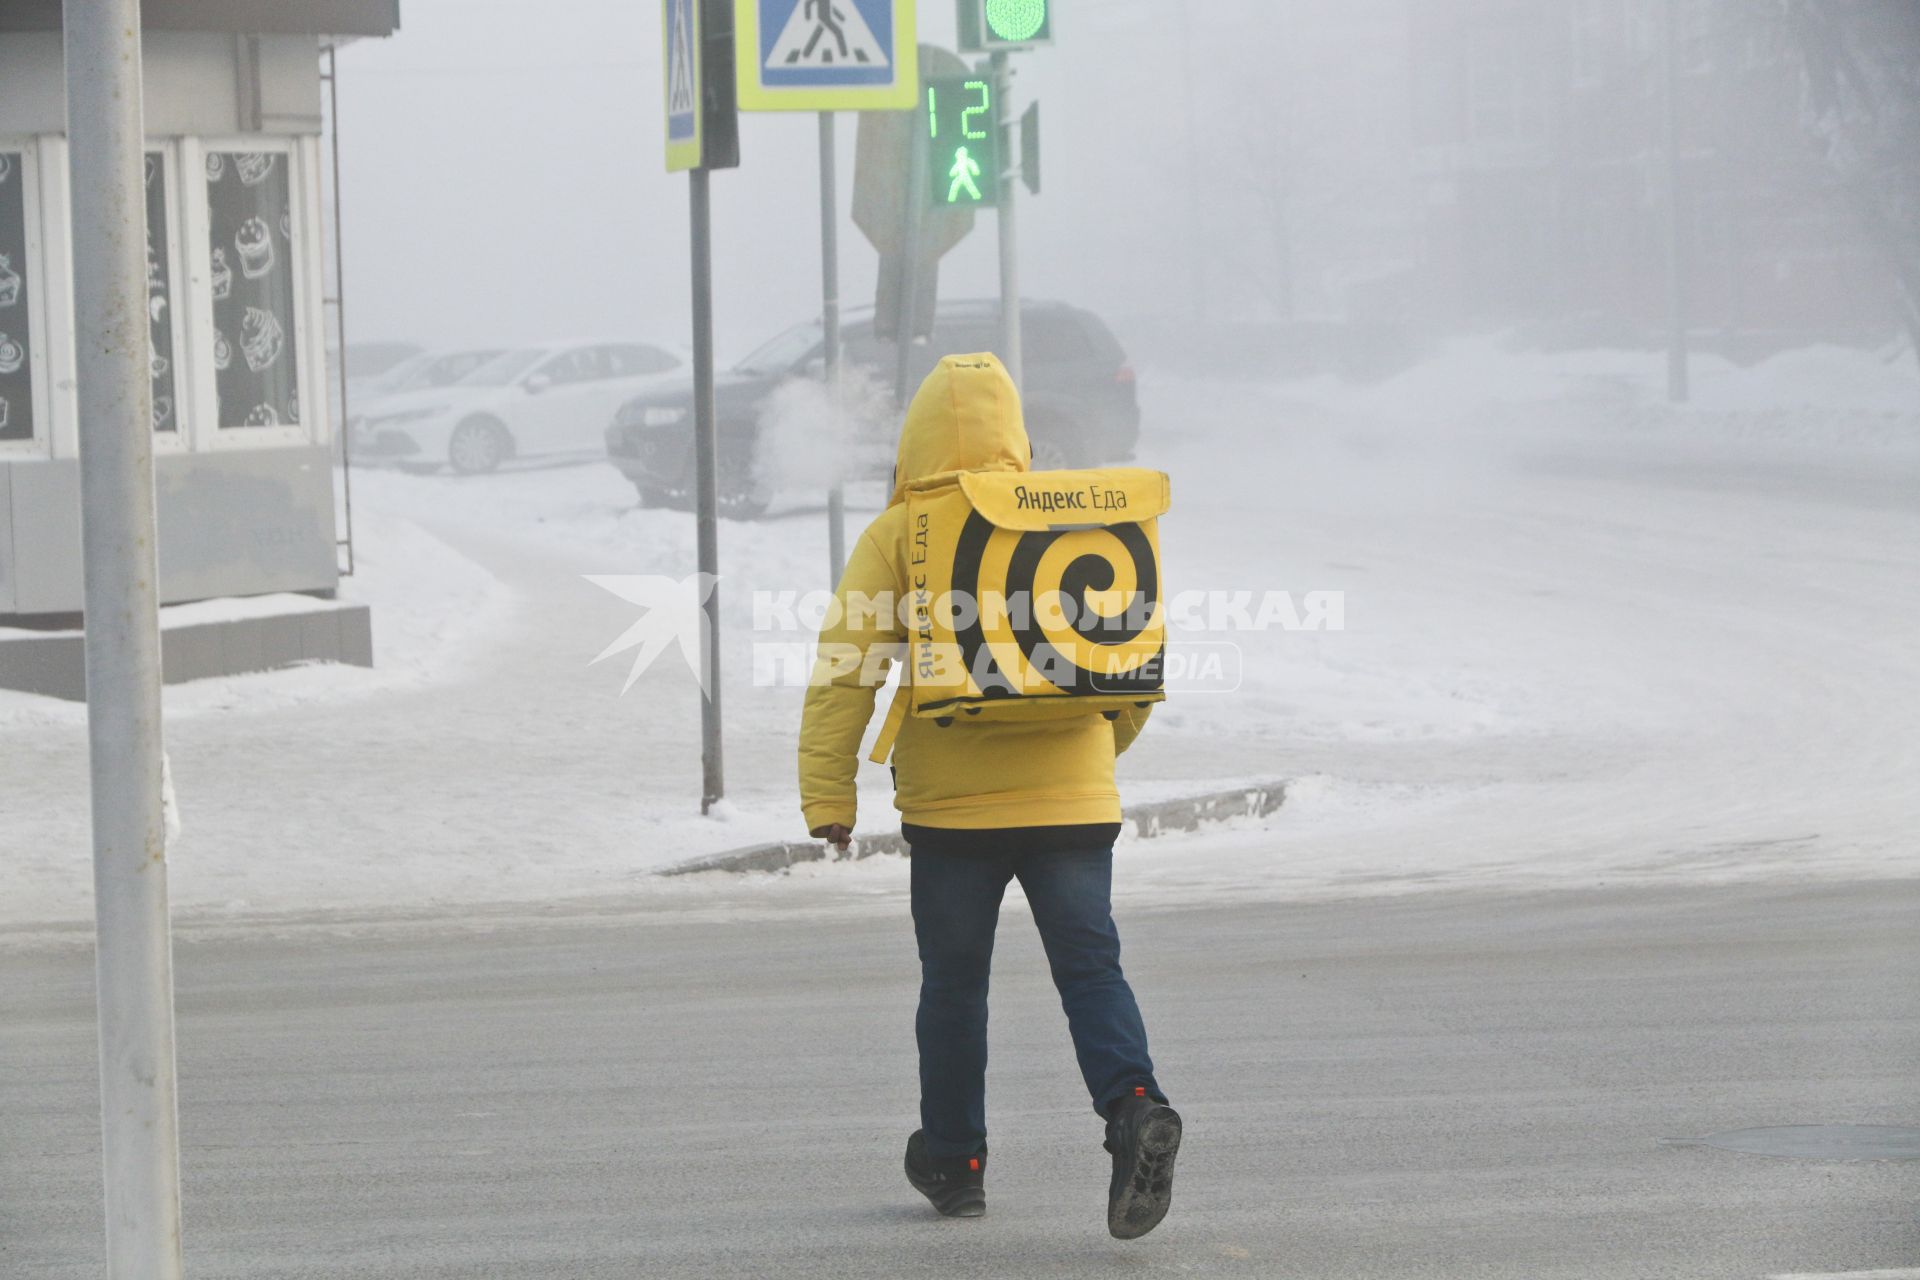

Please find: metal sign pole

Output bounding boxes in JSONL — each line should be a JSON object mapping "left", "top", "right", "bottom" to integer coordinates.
{"left": 63, "top": 1, "right": 187, "bottom": 1275}
{"left": 993, "top": 51, "right": 1022, "bottom": 392}
{"left": 892, "top": 98, "right": 929, "bottom": 408}
{"left": 818, "top": 110, "right": 847, "bottom": 586}
{"left": 690, "top": 165, "right": 725, "bottom": 811}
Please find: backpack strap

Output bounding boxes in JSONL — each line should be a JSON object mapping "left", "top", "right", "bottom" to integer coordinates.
{"left": 867, "top": 681, "right": 911, "bottom": 765}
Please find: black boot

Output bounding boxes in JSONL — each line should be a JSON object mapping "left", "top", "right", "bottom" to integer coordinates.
{"left": 1104, "top": 1089, "right": 1182, "bottom": 1239}
{"left": 904, "top": 1130, "right": 987, "bottom": 1218}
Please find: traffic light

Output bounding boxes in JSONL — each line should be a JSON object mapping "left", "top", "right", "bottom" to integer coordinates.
{"left": 699, "top": 0, "right": 739, "bottom": 169}
{"left": 925, "top": 75, "right": 1000, "bottom": 208}
{"left": 958, "top": 0, "right": 1054, "bottom": 52}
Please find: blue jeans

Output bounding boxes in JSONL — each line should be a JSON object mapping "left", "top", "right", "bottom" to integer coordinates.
{"left": 910, "top": 843, "right": 1164, "bottom": 1158}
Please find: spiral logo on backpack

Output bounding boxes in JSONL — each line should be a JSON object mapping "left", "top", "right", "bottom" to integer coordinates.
{"left": 869, "top": 467, "right": 1170, "bottom": 764}
{"left": 947, "top": 511, "right": 1164, "bottom": 703}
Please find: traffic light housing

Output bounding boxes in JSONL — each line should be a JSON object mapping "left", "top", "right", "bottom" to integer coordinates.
{"left": 925, "top": 75, "right": 1000, "bottom": 208}
{"left": 958, "top": 0, "right": 1053, "bottom": 52}
{"left": 698, "top": 0, "right": 739, "bottom": 169}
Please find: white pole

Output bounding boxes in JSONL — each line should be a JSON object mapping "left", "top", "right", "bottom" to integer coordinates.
{"left": 689, "top": 165, "right": 725, "bottom": 812}
{"left": 64, "top": 1, "right": 186, "bottom": 1275}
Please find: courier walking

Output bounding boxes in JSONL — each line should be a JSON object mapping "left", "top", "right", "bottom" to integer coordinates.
{"left": 798, "top": 354, "right": 1182, "bottom": 1238}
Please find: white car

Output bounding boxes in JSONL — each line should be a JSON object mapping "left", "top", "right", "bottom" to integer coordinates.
{"left": 359, "top": 346, "right": 507, "bottom": 400}
{"left": 349, "top": 339, "right": 686, "bottom": 474}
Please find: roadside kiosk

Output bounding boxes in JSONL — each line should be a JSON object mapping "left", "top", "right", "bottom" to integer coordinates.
{"left": 0, "top": 0, "right": 397, "bottom": 697}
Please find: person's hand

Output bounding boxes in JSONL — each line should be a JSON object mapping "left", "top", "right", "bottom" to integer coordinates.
{"left": 812, "top": 823, "right": 853, "bottom": 852}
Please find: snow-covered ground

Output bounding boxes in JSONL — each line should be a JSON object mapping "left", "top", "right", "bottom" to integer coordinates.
{"left": 3, "top": 339, "right": 1917, "bottom": 930}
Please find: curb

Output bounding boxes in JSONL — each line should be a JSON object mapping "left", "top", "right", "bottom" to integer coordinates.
{"left": 656, "top": 780, "right": 1288, "bottom": 877}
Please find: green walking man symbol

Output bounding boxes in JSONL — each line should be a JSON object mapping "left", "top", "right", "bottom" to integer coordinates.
{"left": 947, "top": 145, "right": 983, "bottom": 203}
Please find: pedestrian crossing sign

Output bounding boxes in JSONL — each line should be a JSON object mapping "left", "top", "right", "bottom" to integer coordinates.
{"left": 734, "top": 0, "right": 917, "bottom": 112}
{"left": 664, "top": 0, "right": 703, "bottom": 171}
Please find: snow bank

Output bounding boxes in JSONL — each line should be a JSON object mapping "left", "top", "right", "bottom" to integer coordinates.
{"left": 4, "top": 346, "right": 1917, "bottom": 933}
{"left": 1278, "top": 335, "right": 1920, "bottom": 446}
{"left": 0, "top": 506, "right": 507, "bottom": 730}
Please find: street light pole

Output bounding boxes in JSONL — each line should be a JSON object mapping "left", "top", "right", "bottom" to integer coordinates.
{"left": 1176, "top": 0, "right": 1207, "bottom": 324}
{"left": 64, "top": 0, "right": 186, "bottom": 1274}
{"left": 1663, "top": 0, "right": 1691, "bottom": 403}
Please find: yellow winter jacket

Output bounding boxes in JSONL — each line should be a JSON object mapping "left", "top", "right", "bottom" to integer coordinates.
{"left": 798, "top": 353, "right": 1150, "bottom": 837}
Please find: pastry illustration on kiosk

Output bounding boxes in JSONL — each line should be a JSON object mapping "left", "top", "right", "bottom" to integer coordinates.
{"left": 210, "top": 248, "right": 232, "bottom": 301}
{"left": 146, "top": 235, "right": 165, "bottom": 298}
{"left": 0, "top": 254, "right": 19, "bottom": 309}
{"left": 243, "top": 403, "right": 280, "bottom": 427}
{"left": 152, "top": 396, "right": 172, "bottom": 431}
{"left": 205, "top": 153, "right": 225, "bottom": 182}
{"left": 212, "top": 328, "right": 232, "bottom": 372}
{"left": 0, "top": 332, "right": 22, "bottom": 376}
{"left": 235, "top": 152, "right": 273, "bottom": 186}
{"left": 239, "top": 306, "right": 284, "bottom": 373}
{"left": 235, "top": 217, "right": 275, "bottom": 280}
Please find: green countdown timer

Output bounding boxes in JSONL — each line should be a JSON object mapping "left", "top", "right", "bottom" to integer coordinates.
{"left": 985, "top": 0, "right": 1049, "bottom": 44}
{"left": 926, "top": 76, "right": 1000, "bottom": 208}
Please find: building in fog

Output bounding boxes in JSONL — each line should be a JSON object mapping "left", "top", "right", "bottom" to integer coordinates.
{"left": 1406, "top": 0, "right": 1894, "bottom": 345}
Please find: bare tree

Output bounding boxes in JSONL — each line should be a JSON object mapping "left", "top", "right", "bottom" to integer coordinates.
{"left": 1783, "top": 0, "right": 1920, "bottom": 363}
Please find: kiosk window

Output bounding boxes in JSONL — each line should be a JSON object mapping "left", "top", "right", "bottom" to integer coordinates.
{"left": 206, "top": 150, "right": 299, "bottom": 428}
{"left": 0, "top": 151, "right": 34, "bottom": 443}
{"left": 145, "top": 153, "right": 178, "bottom": 433}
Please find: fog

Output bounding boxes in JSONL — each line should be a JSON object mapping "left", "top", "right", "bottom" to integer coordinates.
{"left": 327, "top": 0, "right": 1427, "bottom": 360}
{"left": 8, "top": 5, "right": 1920, "bottom": 1268}
{"left": 293, "top": 1, "right": 1920, "bottom": 909}
{"left": 328, "top": 0, "right": 1918, "bottom": 386}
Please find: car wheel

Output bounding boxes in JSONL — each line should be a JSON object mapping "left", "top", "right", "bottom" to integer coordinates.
{"left": 718, "top": 481, "right": 770, "bottom": 521}
{"left": 448, "top": 417, "right": 511, "bottom": 475}
{"left": 713, "top": 446, "right": 771, "bottom": 520}
{"left": 1028, "top": 424, "right": 1081, "bottom": 471}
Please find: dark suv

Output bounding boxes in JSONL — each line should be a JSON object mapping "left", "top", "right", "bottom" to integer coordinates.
{"left": 605, "top": 299, "right": 1139, "bottom": 518}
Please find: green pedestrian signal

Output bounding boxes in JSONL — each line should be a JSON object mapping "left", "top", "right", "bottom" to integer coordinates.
{"left": 986, "top": 0, "right": 1049, "bottom": 43}
{"left": 958, "top": 0, "right": 1053, "bottom": 51}
{"left": 947, "top": 146, "right": 984, "bottom": 203}
{"left": 926, "top": 76, "right": 1000, "bottom": 208}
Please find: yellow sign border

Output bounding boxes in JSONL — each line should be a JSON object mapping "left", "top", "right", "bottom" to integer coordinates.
{"left": 664, "top": 0, "right": 704, "bottom": 172}
{"left": 734, "top": 0, "right": 918, "bottom": 112}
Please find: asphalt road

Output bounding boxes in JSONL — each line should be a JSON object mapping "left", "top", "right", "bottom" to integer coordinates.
{"left": 4, "top": 879, "right": 1918, "bottom": 1278}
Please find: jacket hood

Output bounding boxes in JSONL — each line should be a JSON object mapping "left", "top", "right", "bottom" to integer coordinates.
{"left": 890, "top": 353, "right": 1029, "bottom": 505}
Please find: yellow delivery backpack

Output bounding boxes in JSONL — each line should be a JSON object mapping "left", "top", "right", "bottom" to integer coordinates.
{"left": 869, "top": 466, "right": 1169, "bottom": 764}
